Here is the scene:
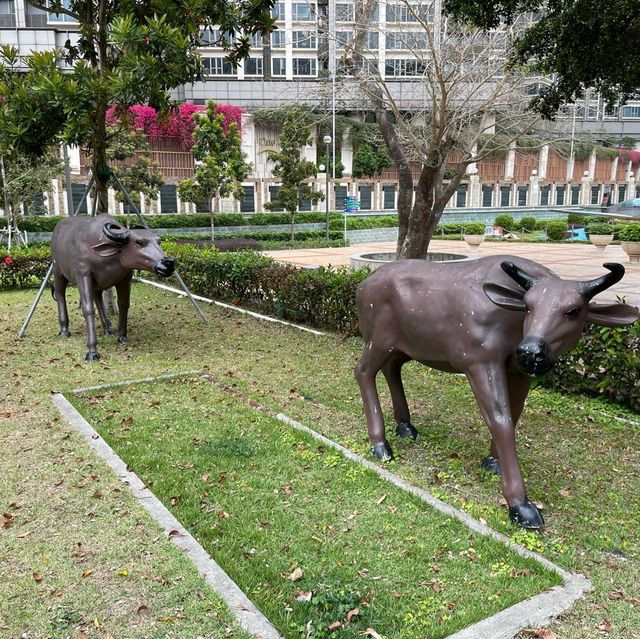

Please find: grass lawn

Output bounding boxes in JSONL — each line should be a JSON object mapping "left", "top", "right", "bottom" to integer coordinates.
{"left": 70, "top": 376, "right": 558, "bottom": 638}
{"left": 1, "top": 283, "right": 639, "bottom": 638}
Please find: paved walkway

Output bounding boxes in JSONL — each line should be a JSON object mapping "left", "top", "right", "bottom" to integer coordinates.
{"left": 264, "top": 239, "right": 640, "bottom": 307}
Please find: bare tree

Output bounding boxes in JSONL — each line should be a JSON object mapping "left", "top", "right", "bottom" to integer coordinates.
{"left": 339, "top": 0, "right": 546, "bottom": 258}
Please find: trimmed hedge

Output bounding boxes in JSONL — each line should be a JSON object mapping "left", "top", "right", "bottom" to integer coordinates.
{"left": 545, "top": 220, "right": 569, "bottom": 241}
{"left": 2, "top": 244, "right": 637, "bottom": 410}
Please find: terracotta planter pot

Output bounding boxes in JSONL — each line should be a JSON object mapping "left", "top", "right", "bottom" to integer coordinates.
{"left": 621, "top": 241, "right": 640, "bottom": 263}
{"left": 589, "top": 234, "right": 614, "bottom": 252}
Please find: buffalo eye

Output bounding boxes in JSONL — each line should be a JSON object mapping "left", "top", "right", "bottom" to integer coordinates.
{"left": 565, "top": 306, "right": 581, "bottom": 319}
{"left": 135, "top": 239, "right": 144, "bottom": 247}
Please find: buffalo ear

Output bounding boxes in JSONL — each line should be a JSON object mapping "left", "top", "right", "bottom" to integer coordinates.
{"left": 586, "top": 303, "right": 640, "bottom": 327}
{"left": 483, "top": 283, "right": 527, "bottom": 312}
{"left": 91, "top": 242, "right": 122, "bottom": 257}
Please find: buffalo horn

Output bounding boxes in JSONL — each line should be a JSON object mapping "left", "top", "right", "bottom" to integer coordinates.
{"left": 501, "top": 261, "right": 536, "bottom": 291}
{"left": 102, "top": 223, "right": 130, "bottom": 245}
{"left": 580, "top": 263, "right": 625, "bottom": 300}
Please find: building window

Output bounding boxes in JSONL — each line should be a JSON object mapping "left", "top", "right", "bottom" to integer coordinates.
{"left": 200, "top": 28, "right": 225, "bottom": 46}
{"left": 271, "top": 31, "right": 287, "bottom": 48}
{"left": 384, "top": 58, "right": 425, "bottom": 77}
{"left": 386, "top": 3, "right": 424, "bottom": 22}
{"left": 272, "top": 2, "right": 285, "bottom": 20}
{"left": 272, "top": 57, "right": 287, "bottom": 76}
{"left": 292, "top": 2, "right": 315, "bottom": 21}
{"left": 622, "top": 106, "right": 640, "bottom": 119}
{"left": 292, "top": 31, "right": 316, "bottom": 48}
{"left": 202, "top": 57, "right": 234, "bottom": 76}
{"left": 48, "top": 0, "right": 77, "bottom": 22}
{"left": 250, "top": 32, "right": 265, "bottom": 47}
{"left": 336, "top": 2, "right": 354, "bottom": 21}
{"left": 367, "top": 31, "right": 379, "bottom": 49}
{"left": 244, "top": 57, "right": 263, "bottom": 76}
{"left": 336, "top": 31, "right": 354, "bottom": 48}
{"left": 386, "top": 32, "right": 428, "bottom": 50}
{"left": 292, "top": 58, "right": 316, "bottom": 76}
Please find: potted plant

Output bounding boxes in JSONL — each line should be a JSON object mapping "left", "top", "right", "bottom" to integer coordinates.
{"left": 587, "top": 222, "right": 615, "bottom": 251}
{"left": 463, "top": 222, "right": 486, "bottom": 251}
{"left": 619, "top": 224, "right": 640, "bottom": 263}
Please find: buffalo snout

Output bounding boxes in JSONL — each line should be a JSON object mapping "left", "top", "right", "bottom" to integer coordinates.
{"left": 154, "top": 257, "right": 175, "bottom": 277}
{"left": 516, "top": 337, "right": 555, "bottom": 377}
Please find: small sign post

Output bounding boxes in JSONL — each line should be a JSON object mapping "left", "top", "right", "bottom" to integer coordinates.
{"left": 344, "top": 196, "right": 360, "bottom": 245}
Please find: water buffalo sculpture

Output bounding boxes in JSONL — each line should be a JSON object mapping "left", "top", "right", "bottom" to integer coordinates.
{"left": 51, "top": 213, "right": 175, "bottom": 361}
{"left": 355, "top": 255, "right": 639, "bottom": 529}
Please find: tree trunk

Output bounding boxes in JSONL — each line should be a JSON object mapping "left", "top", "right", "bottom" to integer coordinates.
{"left": 91, "top": 100, "right": 109, "bottom": 214}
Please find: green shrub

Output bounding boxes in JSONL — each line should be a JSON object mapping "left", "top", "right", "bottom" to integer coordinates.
{"left": 545, "top": 220, "right": 568, "bottom": 241}
{"left": 547, "top": 321, "right": 640, "bottom": 412}
{"left": 619, "top": 224, "right": 640, "bottom": 242}
{"left": 493, "top": 214, "right": 515, "bottom": 231}
{"left": 0, "top": 246, "right": 51, "bottom": 289}
{"left": 567, "top": 213, "right": 588, "bottom": 227}
{"left": 519, "top": 216, "right": 538, "bottom": 232}
{"left": 587, "top": 223, "right": 614, "bottom": 235}
{"left": 463, "top": 222, "right": 485, "bottom": 235}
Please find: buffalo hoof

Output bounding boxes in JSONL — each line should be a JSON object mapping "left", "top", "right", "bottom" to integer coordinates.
{"left": 396, "top": 421, "right": 419, "bottom": 440}
{"left": 481, "top": 455, "right": 501, "bottom": 475}
{"left": 58, "top": 328, "right": 71, "bottom": 337}
{"left": 370, "top": 440, "right": 394, "bottom": 462}
{"left": 85, "top": 351, "right": 101, "bottom": 362}
{"left": 117, "top": 336, "right": 128, "bottom": 344}
{"left": 508, "top": 499, "right": 544, "bottom": 530}
{"left": 104, "top": 327, "right": 114, "bottom": 336}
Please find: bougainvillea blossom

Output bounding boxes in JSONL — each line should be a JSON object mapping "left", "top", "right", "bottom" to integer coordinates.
{"left": 106, "top": 103, "right": 244, "bottom": 150}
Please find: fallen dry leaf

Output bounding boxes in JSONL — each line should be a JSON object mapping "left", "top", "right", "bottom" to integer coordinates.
{"left": 33, "top": 571, "right": 42, "bottom": 583}
{"left": 168, "top": 529, "right": 185, "bottom": 538}
{"left": 82, "top": 569, "right": 93, "bottom": 578}
{"left": 528, "top": 630, "right": 557, "bottom": 639}
{"left": 376, "top": 494, "right": 387, "bottom": 505}
{"left": 295, "top": 590, "right": 313, "bottom": 602}
{"left": 328, "top": 621, "right": 342, "bottom": 632}
{"left": 365, "top": 628, "right": 382, "bottom": 639}
{"left": 346, "top": 607, "right": 359, "bottom": 622}
{"left": 289, "top": 567, "right": 303, "bottom": 582}
{"left": 2, "top": 513, "right": 14, "bottom": 528}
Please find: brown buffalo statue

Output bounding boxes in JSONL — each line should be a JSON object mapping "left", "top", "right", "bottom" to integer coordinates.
{"left": 51, "top": 213, "right": 175, "bottom": 361}
{"left": 355, "top": 255, "right": 639, "bottom": 529}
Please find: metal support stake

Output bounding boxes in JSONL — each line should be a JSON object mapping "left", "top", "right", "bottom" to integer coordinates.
{"left": 110, "top": 172, "right": 209, "bottom": 324}
{"left": 18, "top": 263, "right": 54, "bottom": 338}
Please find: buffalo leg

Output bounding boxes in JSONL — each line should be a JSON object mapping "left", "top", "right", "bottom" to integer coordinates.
{"left": 466, "top": 364, "right": 543, "bottom": 529}
{"left": 94, "top": 290, "right": 113, "bottom": 336}
{"left": 115, "top": 275, "right": 132, "bottom": 344}
{"left": 484, "top": 373, "right": 531, "bottom": 475}
{"left": 354, "top": 342, "right": 394, "bottom": 461}
{"left": 381, "top": 353, "right": 418, "bottom": 440}
{"left": 77, "top": 277, "right": 100, "bottom": 362}
{"left": 53, "top": 271, "right": 71, "bottom": 337}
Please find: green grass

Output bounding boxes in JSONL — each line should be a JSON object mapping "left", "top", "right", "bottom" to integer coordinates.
{"left": 71, "top": 376, "right": 559, "bottom": 638}
{"left": 1, "top": 284, "right": 639, "bottom": 638}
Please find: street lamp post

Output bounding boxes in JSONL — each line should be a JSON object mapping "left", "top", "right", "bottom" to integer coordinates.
{"left": 323, "top": 134, "right": 332, "bottom": 241}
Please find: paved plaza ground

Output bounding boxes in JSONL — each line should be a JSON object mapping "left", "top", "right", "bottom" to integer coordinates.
{"left": 264, "top": 239, "right": 640, "bottom": 307}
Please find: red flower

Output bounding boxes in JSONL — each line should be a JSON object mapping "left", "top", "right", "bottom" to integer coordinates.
{"left": 4, "top": 257, "right": 12, "bottom": 265}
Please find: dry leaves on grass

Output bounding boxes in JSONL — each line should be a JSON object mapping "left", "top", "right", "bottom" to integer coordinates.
{"left": 289, "top": 567, "right": 304, "bottom": 582}
{"left": 526, "top": 629, "right": 557, "bottom": 639}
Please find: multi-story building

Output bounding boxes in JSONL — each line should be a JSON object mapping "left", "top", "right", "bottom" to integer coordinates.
{"left": 1, "top": 0, "right": 639, "bottom": 216}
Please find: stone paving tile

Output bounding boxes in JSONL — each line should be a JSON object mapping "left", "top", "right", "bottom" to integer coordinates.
{"left": 264, "top": 240, "right": 640, "bottom": 307}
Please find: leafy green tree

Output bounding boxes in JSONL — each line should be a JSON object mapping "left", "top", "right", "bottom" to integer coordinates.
{"left": 177, "top": 102, "right": 252, "bottom": 238}
{"left": 443, "top": 0, "right": 640, "bottom": 117}
{"left": 352, "top": 144, "right": 391, "bottom": 179}
{"left": 0, "top": 1, "right": 273, "bottom": 213}
{"left": 0, "top": 151, "right": 62, "bottom": 246}
{"left": 265, "top": 110, "right": 324, "bottom": 241}
{"left": 107, "top": 123, "right": 164, "bottom": 220}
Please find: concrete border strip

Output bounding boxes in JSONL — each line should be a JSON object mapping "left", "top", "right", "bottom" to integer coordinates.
{"left": 134, "top": 277, "right": 326, "bottom": 336}
{"left": 73, "top": 369, "right": 202, "bottom": 395}
{"left": 51, "top": 391, "right": 283, "bottom": 639}
{"left": 275, "top": 413, "right": 592, "bottom": 639}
